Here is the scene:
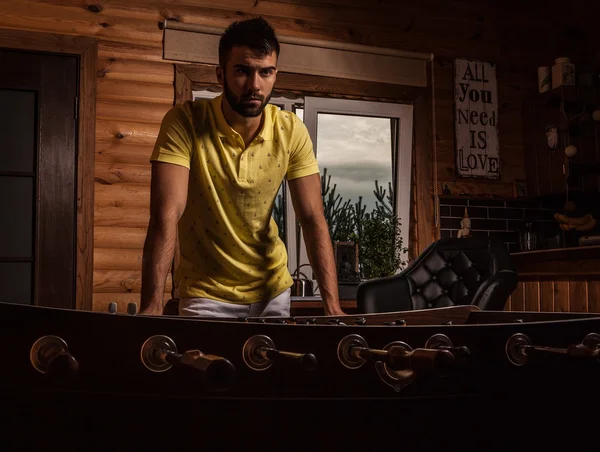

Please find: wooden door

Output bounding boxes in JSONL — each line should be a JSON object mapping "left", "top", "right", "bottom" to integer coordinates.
{"left": 0, "top": 49, "right": 78, "bottom": 308}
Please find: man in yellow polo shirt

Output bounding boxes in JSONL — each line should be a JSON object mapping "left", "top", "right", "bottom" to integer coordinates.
{"left": 139, "top": 17, "right": 345, "bottom": 318}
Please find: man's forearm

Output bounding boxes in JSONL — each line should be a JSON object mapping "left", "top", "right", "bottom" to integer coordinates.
{"left": 140, "top": 220, "right": 178, "bottom": 313}
{"left": 300, "top": 217, "right": 342, "bottom": 315}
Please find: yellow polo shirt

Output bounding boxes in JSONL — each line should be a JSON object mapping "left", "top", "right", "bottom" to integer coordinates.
{"left": 150, "top": 95, "right": 319, "bottom": 304}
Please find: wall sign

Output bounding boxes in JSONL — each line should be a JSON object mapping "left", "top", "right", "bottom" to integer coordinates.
{"left": 454, "top": 58, "right": 499, "bottom": 179}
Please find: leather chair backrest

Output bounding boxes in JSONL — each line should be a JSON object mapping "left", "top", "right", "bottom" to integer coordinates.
{"left": 357, "top": 238, "right": 515, "bottom": 313}
{"left": 407, "top": 238, "right": 515, "bottom": 310}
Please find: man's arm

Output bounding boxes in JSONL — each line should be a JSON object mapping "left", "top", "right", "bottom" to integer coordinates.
{"left": 288, "top": 173, "right": 345, "bottom": 316}
{"left": 139, "top": 162, "right": 189, "bottom": 315}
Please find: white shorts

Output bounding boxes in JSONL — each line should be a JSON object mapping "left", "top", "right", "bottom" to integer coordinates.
{"left": 178, "top": 288, "right": 291, "bottom": 318}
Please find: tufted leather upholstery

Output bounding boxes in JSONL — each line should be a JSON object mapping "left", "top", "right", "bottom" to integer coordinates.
{"left": 356, "top": 238, "right": 517, "bottom": 313}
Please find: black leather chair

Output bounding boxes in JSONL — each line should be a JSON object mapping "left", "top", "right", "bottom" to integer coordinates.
{"left": 356, "top": 238, "right": 518, "bottom": 313}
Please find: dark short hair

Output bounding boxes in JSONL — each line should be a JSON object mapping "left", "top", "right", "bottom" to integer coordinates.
{"left": 218, "top": 17, "right": 280, "bottom": 68}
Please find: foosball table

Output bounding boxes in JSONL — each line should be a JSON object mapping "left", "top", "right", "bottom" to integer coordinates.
{"left": 1, "top": 301, "right": 599, "bottom": 449}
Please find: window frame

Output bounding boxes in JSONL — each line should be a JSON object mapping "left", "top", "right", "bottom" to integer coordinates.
{"left": 297, "top": 97, "right": 414, "bottom": 278}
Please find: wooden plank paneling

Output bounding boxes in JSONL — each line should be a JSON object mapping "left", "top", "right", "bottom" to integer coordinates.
{"left": 96, "top": 142, "right": 154, "bottom": 166}
{"left": 511, "top": 282, "right": 525, "bottom": 311}
{"left": 514, "top": 246, "right": 600, "bottom": 278}
{"left": 524, "top": 86, "right": 600, "bottom": 196}
{"left": 589, "top": 281, "right": 600, "bottom": 313}
{"left": 94, "top": 183, "right": 150, "bottom": 208}
{"left": 94, "top": 226, "right": 148, "bottom": 249}
{"left": 512, "top": 247, "right": 599, "bottom": 314}
{"left": 175, "top": 65, "right": 192, "bottom": 106}
{"left": 96, "top": 100, "right": 170, "bottom": 124}
{"left": 98, "top": 40, "right": 163, "bottom": 62}
{"left": 513, "top": 278, "right": 600, "bottom": 314}
{"left": 93, "top": 270, "right": 172, "bottom": 293}
{"left": 95, "top": 248, "right": 144, "bottom": 271}
{"left": 93, "top": 292, "right": 170, "bottom": 308}
{"left": 97, "top": 79, "right": 173, "bottom": 104}
{"left": 0, "top": 0, "right": 163, "bottom": 46}
{"left": 97, "top": 58, "right": 174, "bottom": 84}
{"left": 409, "top": 150, "right": 420, "bottom": 260}
{"left": 413, "top": 82, "right": 434, "bottom": 255}
{"left": 95, "top": 162, "right": 152, "bottom": 185}
{"left": 90, "top": 19, "right": 172, "bottom": 313}
{"left": 524, "top": 280, "right": 540, "bottom": 311}
{"left": 95, "top": 119, "right": 159, "bottom": 146}
{"left": 569, "top": 280, "right": 588, "bottom": 313}
{"left": 95, "top": 206, "right": 150, "bottom": 228}
{"left": 554, "top": 281, "right": 570, "bottom": 313}
{"left": 540, "top": 281, "right": 554, "bottom": 312}
{"left": 77, "top": 37, "right": 97, "bottom": 312}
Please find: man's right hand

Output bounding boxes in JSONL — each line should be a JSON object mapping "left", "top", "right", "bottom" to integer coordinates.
{"left": 138, "top": 304, "right": 163, "bottom": 316}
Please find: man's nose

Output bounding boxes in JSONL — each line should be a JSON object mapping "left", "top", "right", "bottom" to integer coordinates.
{"left": 247, "top": 71, "right": 261, "bottom": 91}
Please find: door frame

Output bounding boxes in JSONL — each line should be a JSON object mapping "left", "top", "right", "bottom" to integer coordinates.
{"left": 0, "top": 29, "right": 97, "bottom": 311}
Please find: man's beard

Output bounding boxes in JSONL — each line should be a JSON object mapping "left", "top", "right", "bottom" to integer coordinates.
{"left": 223, "top": 79, "right": 271, "bottom": 118}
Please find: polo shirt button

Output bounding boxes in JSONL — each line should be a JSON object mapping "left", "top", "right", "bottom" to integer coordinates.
{"left": 231, "top": 152, "right": 236, "bottom": 158}
{"left": 240, "top": 156, "right": 244, "bottom": 161}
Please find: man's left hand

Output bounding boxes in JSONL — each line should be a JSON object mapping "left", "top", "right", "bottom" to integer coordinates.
{"left": 325, "top": 307, "right": 347, "bottom": 316}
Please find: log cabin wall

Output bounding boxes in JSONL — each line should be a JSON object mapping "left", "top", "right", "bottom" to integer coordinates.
{"left": 506, "top": 279, "right": 600, "bottom": 313}
{"left": 506, "top": 246, "right": 600, "bottom": 314}
{"left": 93, "top": 58, "right": 174, "bottom": 313}
{"left": 0, "top": 0, "right": 597, "bottom": 313}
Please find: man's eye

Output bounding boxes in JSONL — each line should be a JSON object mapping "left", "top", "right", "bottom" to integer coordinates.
{"left": 261, "top": 69, "right": 273, "bottom": 76}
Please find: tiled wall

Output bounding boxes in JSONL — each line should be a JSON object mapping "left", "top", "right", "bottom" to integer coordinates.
{"left": 438, "top": 196, "right": 562, "bottom": 253}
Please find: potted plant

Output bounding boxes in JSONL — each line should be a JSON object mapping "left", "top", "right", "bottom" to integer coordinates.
{"left": 320, "top": 171, "right": 408, "bottom": 298}
{"left": 357, "top": 209, "right": 408, "bottom": 280}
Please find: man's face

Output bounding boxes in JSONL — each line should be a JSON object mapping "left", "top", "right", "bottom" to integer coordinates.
{"left": 218, "top": 46, "right": 278, "bottom": 118}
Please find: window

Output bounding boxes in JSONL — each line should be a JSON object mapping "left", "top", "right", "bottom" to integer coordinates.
{"left": 191, "top": 90, "right": 413, "bottom": 288}
{"left": 296, "top": 97, "right": 413, "bottom": 282}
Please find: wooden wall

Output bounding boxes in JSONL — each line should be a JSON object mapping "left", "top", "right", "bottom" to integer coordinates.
{"left": 1, "top": 0, "right": 597, "bottom": 312}
{"left": 523, "top": 85, "right": 600, "bottom": 197}
{"left": 506, "top": 279, "right": 600, "bottom": 313}
{"left": 92, "top": 58, "right": 174, "bottom": 312}
{"left": 505, "top": 247, "right": 600, "bottom": 313}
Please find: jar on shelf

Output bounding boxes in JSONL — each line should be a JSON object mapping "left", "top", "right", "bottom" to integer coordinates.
{"left": 552, "top": 57, "right": 575, "bottom": 89}
{"left": 538, "top": 66, "right": 551, "bottom": 93}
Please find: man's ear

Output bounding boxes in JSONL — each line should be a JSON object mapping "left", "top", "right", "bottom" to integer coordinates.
{"left": 216, "top": 66, "right": 224, "bottom": 85}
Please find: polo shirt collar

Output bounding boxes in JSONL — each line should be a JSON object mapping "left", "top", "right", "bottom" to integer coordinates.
{"left": 210, "top": 94, "right": 274, "bottom": 143}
